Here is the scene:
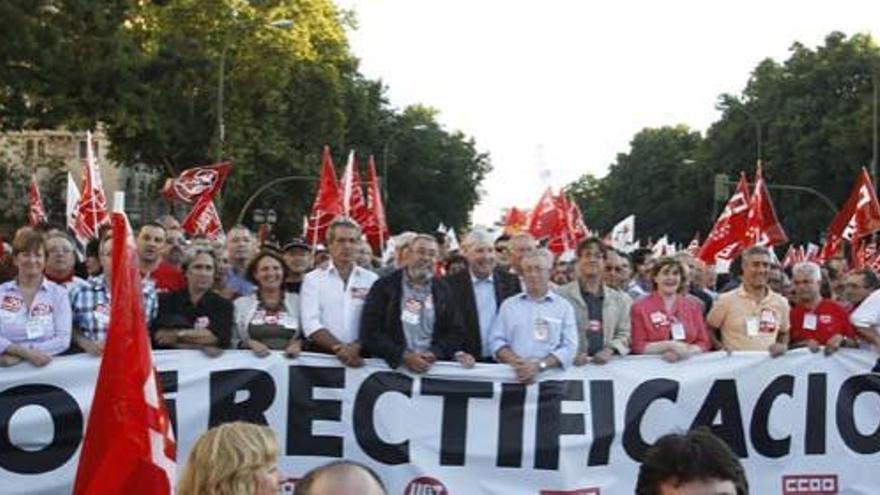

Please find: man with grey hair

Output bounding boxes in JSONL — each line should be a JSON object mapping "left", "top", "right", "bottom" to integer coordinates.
{"left": 490, "top": 248, "right": 578, "bottom": 383}
{"left": 707, "top": 246, "right": 790, "bottom": 355}
{"left": 446, "top": 229, "right": 521, "bottom": 360}
{"left": 788, "top": 261, "right": 857, "bottom": 354}
{"left": 508, "top": 232, "right": 537, "bottom": 276}
{"left": 360, "top": 234, "right": 472, "bottom": 372}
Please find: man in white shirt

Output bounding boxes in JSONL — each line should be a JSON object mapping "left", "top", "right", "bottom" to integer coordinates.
{"left": 849, "top": 287, "right": 880, "bottom": 350}
{"left": 301, "top": 219, "right": 378, "bottom": 366}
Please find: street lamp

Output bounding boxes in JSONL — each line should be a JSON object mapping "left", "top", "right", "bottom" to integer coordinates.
{"left": 381, "top": 123, "right": 428, "bottom": 202}
{"left": 215, "top": 18, "right": 293, "bottom": 164}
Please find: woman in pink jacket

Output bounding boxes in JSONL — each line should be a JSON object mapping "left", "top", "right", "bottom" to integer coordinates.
{"left": 630, "top": 257, "right": 710, "bottom": 362}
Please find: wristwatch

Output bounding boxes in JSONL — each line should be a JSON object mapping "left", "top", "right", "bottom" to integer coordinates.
{"left": 538, "top": 359, "right": 548, "bottom": 372}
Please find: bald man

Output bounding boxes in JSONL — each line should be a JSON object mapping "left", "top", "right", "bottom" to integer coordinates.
{"left": 294, "top": 461, "right": 385, "bottom": 495}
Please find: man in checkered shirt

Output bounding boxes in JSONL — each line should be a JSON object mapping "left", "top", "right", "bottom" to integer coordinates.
{"left": 70, "top": 234, "right": 158, "bottom": 356}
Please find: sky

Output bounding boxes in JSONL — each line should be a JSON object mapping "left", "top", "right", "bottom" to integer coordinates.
{"left": 336, "top": 0, "right": 879, "bottom": 227}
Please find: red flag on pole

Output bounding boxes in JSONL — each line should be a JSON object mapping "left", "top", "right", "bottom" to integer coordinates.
{"left": 181, "top": 193, "right": 224, "bottom": 240}
{"left": 160, "top": 161, "right": 232, "bottom": 204}
{"left": 527, "top": 187, "right": 565, "bottom": 241}
{"left": 363, "top": 155, "right": 389, "bottom": 254}
{"left": 28, "top": 174, "right": 48, "bottom": 226}
{"left": 745, "top": 164, "right": 788, "bottom": 248}
{"left": 818, "top": 167, "right": 880, "bottom": 262}
{"left": 73, "top": 211, "right": 176, "bottom": 494}
{"left": 698, "top": 173, "right": 751, "bottom": 263}
{"left": 503, "top": 207, "right": 530, "bottom": 236}
{"left": 72, "top": 131, "right": 110, "bottom": 242}
{"left": 339, "top": 151, "right": 371, "bottom": 227}
{"left": 305, "top": 146, "right": 343, "bottom": 246}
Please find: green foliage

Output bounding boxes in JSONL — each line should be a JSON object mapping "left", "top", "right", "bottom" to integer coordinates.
{"left": 569, "top": 32, "right": 880, "bottom": 245}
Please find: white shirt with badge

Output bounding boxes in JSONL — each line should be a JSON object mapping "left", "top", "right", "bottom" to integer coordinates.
{"left": 300, "top": 262, "right": 379, "bottom": 344}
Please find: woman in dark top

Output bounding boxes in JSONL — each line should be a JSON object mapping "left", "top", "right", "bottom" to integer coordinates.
{"left": 233, "top": 250, "right": 301, "bottom": 357}
{"left": 153, "top": 249, "right": 233, "bottom": 356}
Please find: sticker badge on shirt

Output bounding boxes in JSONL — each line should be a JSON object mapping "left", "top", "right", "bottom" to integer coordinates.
{"left": 194, "top": 316, "right": 210, "bottom": 330}
{"left": 534, "top": 317, "right": 550, "bottom": 341}
{"left": 401, "top": 298, "right": 422, "bottom": 325}
{"left": 819, "top": 314, "right": 833, "bottom": 325}
{"left": 759, "top": 309, "right": 778, "bottom": 333}
{"left": 31, "top": 303, "right": 52, "bottom": 317}
{"left": 650, "top": 312, "right": 668, "bottom": 325}
{"left": 95, "top": 303, "right": 110, "bottom": 325}
{"left": 587, "top": 320, "right": 602, "bottom": 333}
{"left": 803, "top": 313, "right": 818, "bottom": 331}
{"left": 251, "top": 309, "right": 266, "bottom": 326}
{"left": 1, "top": 295, "right": 22, "bottom": 313}
{"left": 264, "top": 312, "right": 280, "bottom": 326}
{"left": 671, "top": 322, "right": 686, "bottom": 341}
{"left": 350, "top": 287, "right": 369, "bottom": 300}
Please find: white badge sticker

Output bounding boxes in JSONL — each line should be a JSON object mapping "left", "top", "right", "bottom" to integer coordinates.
{"left": 534, "top": 317, "right": 550, "bottom": 341}
{"left": 25, "top": 318, "right": 46, "bottom": 340}
{"left": 401, "top": 298, "right": 422, "bottom": 325}
{"left": 671, "top": 322, "right": 686, "bottom": 341}
{"left": 746, "top": 317, "right": 760, "bottom": 337}
{"left": 803, "top": 313, "right": 818, "bottom": 331}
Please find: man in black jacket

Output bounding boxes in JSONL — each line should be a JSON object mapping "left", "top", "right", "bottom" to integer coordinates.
{"left": 446, "top": 229, "right": 521, "bottom": 361}
{"left": 360, "top": 234, "right": 473, "bottom": 372}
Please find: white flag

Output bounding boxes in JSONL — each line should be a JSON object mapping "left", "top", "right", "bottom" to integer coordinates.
{"left": 340, "top": 150, "right": 356, "bottom": 217}
{"left": 66, "top": 172, "right": 82, "bottom": 237}
{"left": 652, "top": 235, "right": 670, "bottom": 257}
{"left": 610, "top": 215, "right": 636, "bottom": 253}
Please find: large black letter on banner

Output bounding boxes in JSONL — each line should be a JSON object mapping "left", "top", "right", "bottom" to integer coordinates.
{"left": 836, "top": 374, "right": 880, "bottom": 454}
{"left": 422, "top": 378, "right": 493, "bottom": 466}
{"left": 497, "top": 383, "right": 526, "bottom": 468}
{"left": 690, "top": 379, "right": 747, "bottom": 457}
{"left": 535, "top": 380, "right": 585, "bottom": 470}
{"left": 749, "top": 375, "right": 793, "bottom": 458}
{"left": 623, "top": 379, "right": 679, "bottom": 462}
{"left": 288, "top": 366, "right": 345, "bottom": 457}
{"left": 209, "top": 369, "right": 275, "bottom": 427}
{"left": 0, "top": 384, "right": 83, "bottom": 474}
{"left": 158, "top": 370, "right": 178, "bottom": 438}
{"left": 353, "top": 371, "right": 412, "bottom": 464}
{"left": 588, "top": 380, "right": 615, "bottom": 467}
{"left": 805, "top": 373, "right": 827, "bottom": 455}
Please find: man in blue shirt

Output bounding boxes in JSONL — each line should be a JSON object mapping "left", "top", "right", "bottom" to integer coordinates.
{"left": 491, "top": 248, "right": 577, "bottom": 383}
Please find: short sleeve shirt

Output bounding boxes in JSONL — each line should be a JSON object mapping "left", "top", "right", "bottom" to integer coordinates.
{"left": 706, "top": 287, "right": 790, "bottom": 351}
{"left": 154, "top": 289, "right": 234, "bottom": 348}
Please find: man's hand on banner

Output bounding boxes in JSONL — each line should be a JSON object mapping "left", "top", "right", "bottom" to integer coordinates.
{"left": 284, "top": 340, "right": 302, "bottom": 359}
{"left": 403, "top": 350, "right": 432, "bottom": 374}
{"left": 454, "top": 351, "right": 475, "bottom": 369}
{"left": 335, "top": 343, "right": 364, "bottom": 367}
{"left": 248, "top": 340, "right": 271, "bottom": 358}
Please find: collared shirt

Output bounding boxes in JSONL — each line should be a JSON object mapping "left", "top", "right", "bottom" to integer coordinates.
{"left": 400, "top": 275, "right": 436, "bottom": 352}
{"left": 790, "top": 299, "right": 855, "bottom": 345}
{"left": 630, "top": 292, "right": 711, "bottom": 354}
{"left": 154, "top": 289, "right": 233, "bottom": 348}
{"left": 301, "top": 262, "right": 378, "bottom": 343}
{"left": 850, "top": 288, "right": 880, "bottom": 335}
{"left": 706, "top": 286, "right": 790, "bottom": 351}
{"left": 489, "top": 291, "right": 578, "bottom": 368}
{"left": 45, "top": 271, "right": 87, "bottom": 292}
{"left": 0, "top": 279, "right": 72, "bottom": 355}
{"left": 225, "top": 267, "right": 256, "bottom": 298}
{"left": 70, "top": 275, "right": 158, "bottom": 342}
{"left": 579, "top": 284, "right": 605, "bottom": 355}
{"left": 471, "top": 271, "right": 498, "bottom": 358}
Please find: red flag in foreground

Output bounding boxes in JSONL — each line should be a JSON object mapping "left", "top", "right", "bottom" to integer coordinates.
{"left": 745, "top": 164, "right": 788, "bottom": 248}
{"left": 73, "top": 212, "right": 176, "bottom": 494}
{"left": 72, "top": 131, "right": 110, "bottom": 242}
{"left": 818, "top": 167, "right": 880, "bottom": 262}
{"left": 161, "top": 161, "right": 232, "bottom": 204}
{"left": 306, "top": 146, "right": 343, "bottom": 246}
{"left": 363, "top": 155, "right": 389, "bottom": 254}
{"left": 698, "top": 173, "right": 751, "bottom": 263}
{"left": 181, "top": 193, "right": 224, "bottom": 240}
{"left": 28, "top": 174, "right": 48, "bottom": 226}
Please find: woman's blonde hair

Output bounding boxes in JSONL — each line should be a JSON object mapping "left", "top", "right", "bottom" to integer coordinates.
{"left": 177, "top": 421, "right": 279, "bottom": 495}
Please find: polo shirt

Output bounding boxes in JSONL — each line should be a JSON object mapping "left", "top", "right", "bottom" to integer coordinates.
{"left": 790, "top": 299, "right": 855, "bottom": 345}
{"left": 154, "top": 289, "right": 233, "bottom": 348}
{"left": 706, "top": 286, "right": 789, "bottom": 351}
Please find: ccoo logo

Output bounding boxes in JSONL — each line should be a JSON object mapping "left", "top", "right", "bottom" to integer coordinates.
{"left": 782, "top": 474, "right": 838, "bottom": 494}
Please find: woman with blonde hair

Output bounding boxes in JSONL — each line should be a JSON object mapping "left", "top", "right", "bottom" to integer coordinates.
{"left": 178, "top": 421, "right": 281, "bottom": 495}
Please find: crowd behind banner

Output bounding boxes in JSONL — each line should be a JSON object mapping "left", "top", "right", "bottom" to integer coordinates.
{"left": 2, "top": 213, "right": 880, "bottom": 409}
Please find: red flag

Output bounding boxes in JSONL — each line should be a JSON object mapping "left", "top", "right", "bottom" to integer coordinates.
{"left": 161, "top": 161, "right": 231, "bottom": 204}
{"left": 745, "top": 164, "right": 788, "bottom": 248}
{"left": 28, "top": 174, "right": 48, "bottom": 226}
{"left": 363, "top": 155, "right": 389, "bottom": 254}
{"left": 528, "top": 187, "right": 566, "bottom": 241}
{"left": 306, "top": 146, "right": 343, "bottom": 246}
{"left": 503, "top": 207, "right": 530, "bottom": 236}
{"left": 72, "top": 131, "right": 110, "bottom": 242}
{"left": 547, "top": 193, "right": 588, "bottom": 255}
{"left": 73, "top": 212, "right": 176, "bottom": 494}
{"left": 181, "top": 194, "right": 224, "bottom": 240}
{"left": 339, "top": 151, "right": 371, "bottom": 227}
{"left": 698, "top": 173, "right": 751, "bottom": 263}
{"left": 819, "top": 168, "right": 880, "bottom": 262}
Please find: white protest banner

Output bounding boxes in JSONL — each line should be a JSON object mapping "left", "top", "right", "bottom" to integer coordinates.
{"left": 1, "top": 350, "right": 879, "bottom": 494}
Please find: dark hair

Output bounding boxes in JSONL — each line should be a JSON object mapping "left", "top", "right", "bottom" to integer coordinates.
{"left": 294, "top": 460, "right": 386, "bottom": 495}
{"left": 650, "top": 256, "right": 687, "bottom": 293}
{"left": 245, "top": 250, "right": 290, "bottom": 286}
{"left": 86, "top": 238, "right": 101, "bottom": 258}
{"left": 182, "top": 249, "right": 217, "bottom": 273}
{"left": 636, "top": 428, "right": 748, "bottom": 495}
{"left": 12, "top": 229, "right": 45, "bottom": 256}
{"left": 576, "top": 236, "right": 607, "bottom": 259}
{"left": 139, "top": 221, "right": 167, "bottom": 235}
{"left": 444, "top": 253, "right": 468, "bottom": 272}
{"left": 852, "top": 268, "right": 880, "bottom": 290}
{"left": 631, "top": 248, "right": 653, "bottom": 267}
{"left": 326, "top": 218, "right": 362, "bottom": 244}
{"left": 494, "top": 234, "right": 510, "bottom": 245}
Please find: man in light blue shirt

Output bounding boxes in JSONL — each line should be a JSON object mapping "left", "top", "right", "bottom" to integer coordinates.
{"left": 491, "top": 248, "right": 577, "bottom": 383}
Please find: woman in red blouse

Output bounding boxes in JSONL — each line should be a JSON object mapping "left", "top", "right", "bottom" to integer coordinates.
{"left": 630, "top": 257, "right": 710, "bottom": 362}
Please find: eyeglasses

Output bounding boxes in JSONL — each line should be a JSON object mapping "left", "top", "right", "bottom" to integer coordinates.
{"left": 495, "top": 247, "right": 509, "bottom": 253}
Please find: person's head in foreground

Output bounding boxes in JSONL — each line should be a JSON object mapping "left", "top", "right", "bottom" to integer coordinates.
{"left": 636, "top": 428, "right": 748, "bottom": 495}
{"left": 178, "top": 421, "right": 280, "bottom": 495}
{"left": 294, "top": 460, "right": 386, "bottom": 495}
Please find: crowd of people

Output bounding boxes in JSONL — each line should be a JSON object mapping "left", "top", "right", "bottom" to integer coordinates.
{"left": 1, "top": 215, "right": 879, "bottom": 381}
